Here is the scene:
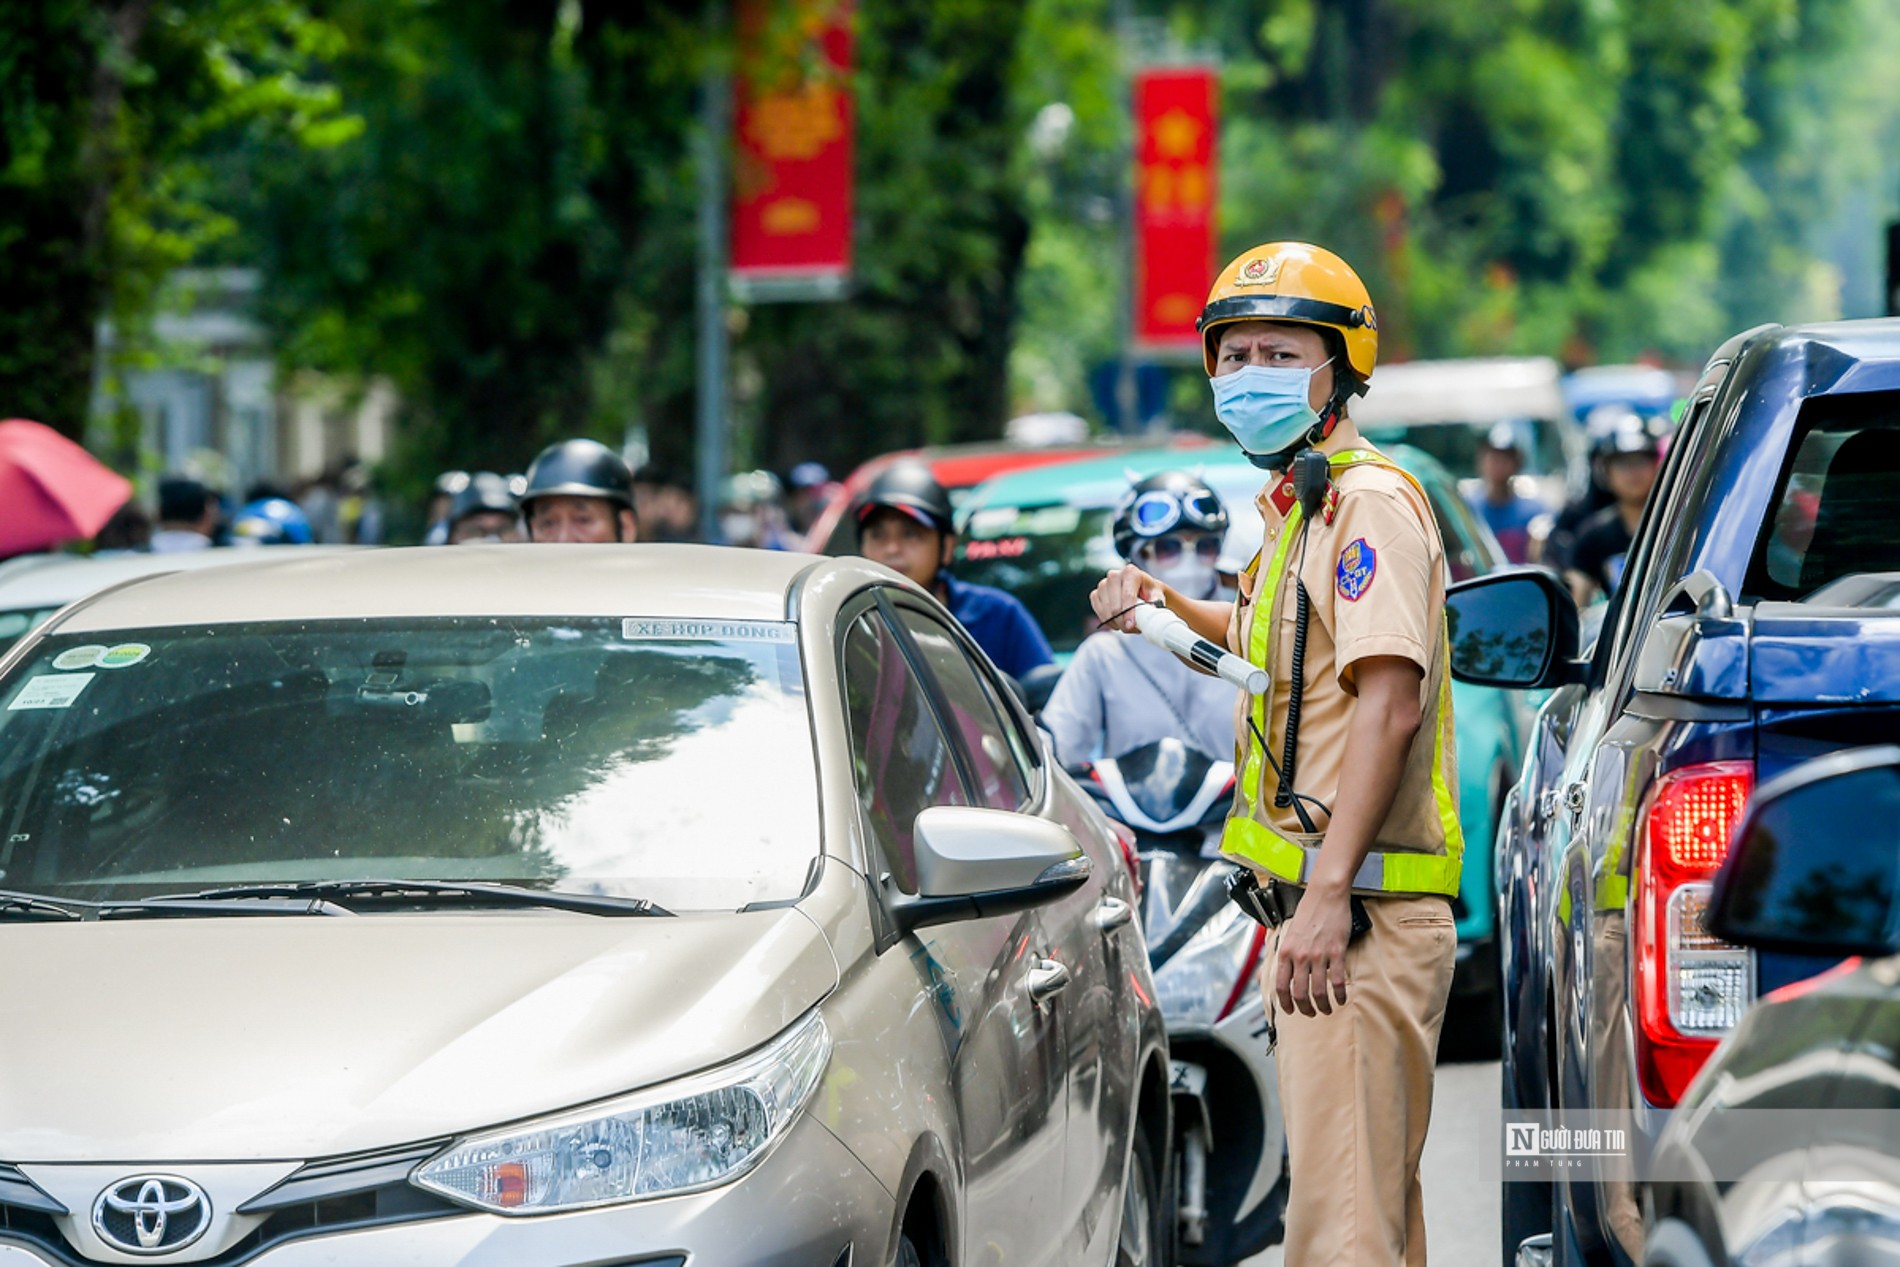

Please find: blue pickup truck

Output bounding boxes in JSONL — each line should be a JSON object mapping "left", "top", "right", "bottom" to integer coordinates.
{"left": 1442, "top": 319, "right": 1900, "bottom": 1266}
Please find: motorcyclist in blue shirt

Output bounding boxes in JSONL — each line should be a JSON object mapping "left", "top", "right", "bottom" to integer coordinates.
{"left": 853, "top": 463, "right": 1054, "bottom": 681}
{"left": 1465, "top": 423, "right": 1547, "bottom": 564}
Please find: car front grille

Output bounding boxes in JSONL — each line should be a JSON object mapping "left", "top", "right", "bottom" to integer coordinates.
{"left": 0, "top": 1142, "right": 465, "bottom": 1265}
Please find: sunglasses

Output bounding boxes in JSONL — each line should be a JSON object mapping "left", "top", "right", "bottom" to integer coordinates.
{"left": 1139, "top": 534, "right": 1223, "bottom": 565}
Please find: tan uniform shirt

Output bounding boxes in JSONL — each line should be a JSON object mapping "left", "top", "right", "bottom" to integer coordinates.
{"left": 1225, "top": 422, "right": 1458, "bottom": 856}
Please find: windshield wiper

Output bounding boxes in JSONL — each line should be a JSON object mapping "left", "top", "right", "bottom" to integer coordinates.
{"left": 134, "top": 880, "right": 672, "bottom": 918}
{"left": 0, "top": 887, "right": 350, "bottom": 921}
{"left": 0, "top": 890, "right": 87, "bottom": 922}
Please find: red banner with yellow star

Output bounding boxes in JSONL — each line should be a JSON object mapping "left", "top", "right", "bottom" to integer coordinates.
{"left": 731, "top": 0, "right": 855, "bottom": 297}
{"left": 1133, "top": 67, "right": 1218, "bottom": 353}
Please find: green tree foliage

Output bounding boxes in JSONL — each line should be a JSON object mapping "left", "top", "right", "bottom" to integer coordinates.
{"left": 0, "top": 0, "right": 349, "bottom": 443}
{"left": 1011, "top": 0, "right": 1898, "bottom": 425}
{"left": 227, "top": 0, "right": 705, "bottom": 480}
{"left": 215, "top": 0, "right": 1041, "bottom": 485}
{"left": 735, "top": 0, "right": 1036, "bottom": 473}
{"left": 5, "top": 0, "right": 1896, "bottom": 486}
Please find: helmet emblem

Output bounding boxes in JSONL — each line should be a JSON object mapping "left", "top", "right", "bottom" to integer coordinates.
{"left": 1358, "top": 303, "right": 1378, "bottom": 331}
{"left": 1236, "top": 257, "right": 1283, "bottom": 286}
{"left": 93, "top": 1175, "right": 211, "bottom": 1255}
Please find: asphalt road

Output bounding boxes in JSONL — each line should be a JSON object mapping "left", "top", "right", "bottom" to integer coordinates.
{"left": 1243, "top": 1057, "right": 1503, "bottom": 1267}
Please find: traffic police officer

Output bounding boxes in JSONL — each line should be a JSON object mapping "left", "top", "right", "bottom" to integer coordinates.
{"left": 1091, "top": 242, "right": 1459, "bottom": 1267}
{"left": 518, "top": 439, "right": 639, "bottom": 544}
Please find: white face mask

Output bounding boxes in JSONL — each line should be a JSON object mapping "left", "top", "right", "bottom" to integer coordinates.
{"left": 1150, "top": 556, "right": 1217, "bottom": 600}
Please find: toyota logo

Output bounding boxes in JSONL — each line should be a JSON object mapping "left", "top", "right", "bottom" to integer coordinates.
{"left": 92, "top": 1175, "right": 210, "bottom": 1255}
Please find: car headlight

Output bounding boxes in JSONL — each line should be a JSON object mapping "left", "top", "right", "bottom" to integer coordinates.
{"left": 412, "top": 1010, "right": 830, "bottom": 1215}
{"left": 1153, "top": 903, "right": 1264, "bottom": 1028}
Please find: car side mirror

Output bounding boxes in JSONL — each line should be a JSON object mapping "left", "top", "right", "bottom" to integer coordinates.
{"left": 891, "top": 806, "right": 1091, "bottom": 933}
{"left": 1444, "top": 567, "right": 1584, "bottom": 690}
{"left": 1709, "top": 746, "right": 1900, "bottom": 957}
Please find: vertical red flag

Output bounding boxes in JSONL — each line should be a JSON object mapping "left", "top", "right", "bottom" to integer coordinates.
{"left": 731, "top": 0, "right": 855, "bottom": 297}
{"left": 1133, "top": 67, "right": 1218, "bottom": 353}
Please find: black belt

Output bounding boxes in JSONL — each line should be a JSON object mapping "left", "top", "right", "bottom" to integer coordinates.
{"left": 1225, "top": 869, "right": 1373, "bottom": 941}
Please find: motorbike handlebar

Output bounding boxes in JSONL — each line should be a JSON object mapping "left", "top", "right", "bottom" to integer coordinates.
{"left": 1132, "top": 603, "right": 1268, "bottom": 696}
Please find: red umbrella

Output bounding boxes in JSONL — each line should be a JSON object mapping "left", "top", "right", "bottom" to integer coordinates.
{"left": 0, "top": 419, "right": 133, "bottom": 557}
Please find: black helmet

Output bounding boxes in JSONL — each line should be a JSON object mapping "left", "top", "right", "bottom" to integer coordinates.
{"left": 1111, "top": 470, "right": 1229, "bottom": 561}
{"left": 855, "top": 462, "right": 954, "bottom": 535}
{"left": 447, "top": 471, "right": 518, "bottom": 526}
{"left": 519, "top": 439, "right": 635, "bottom": 511}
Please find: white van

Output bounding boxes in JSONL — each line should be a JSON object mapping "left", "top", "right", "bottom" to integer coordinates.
{"left": 1352, "top": 356, "right": 1584, "bottom": 511}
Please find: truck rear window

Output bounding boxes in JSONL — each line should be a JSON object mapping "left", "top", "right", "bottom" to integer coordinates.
{"left": 1747, "top": 394, "right": 1900, "bottom": 600}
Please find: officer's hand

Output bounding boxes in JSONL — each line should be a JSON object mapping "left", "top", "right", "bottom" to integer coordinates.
{"left": 1273, "top": 887, "right": 1353, "bottom": 1016}
{"left": 1089, "top": 565, "right": 1163, "bottom": 634}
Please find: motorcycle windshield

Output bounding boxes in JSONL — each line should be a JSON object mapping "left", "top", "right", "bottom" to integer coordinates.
{"left": 1113, "top": 738, "right": 1219, "bottom": 824}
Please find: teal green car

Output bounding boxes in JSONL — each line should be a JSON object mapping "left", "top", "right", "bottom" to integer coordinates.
{"left": 956, "top": 443, "right": 1528, "bottom": 1034}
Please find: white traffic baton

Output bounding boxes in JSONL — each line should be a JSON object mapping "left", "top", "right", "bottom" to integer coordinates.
{"left": 1132, "top": 603, "right": 1267, "bottom": 696}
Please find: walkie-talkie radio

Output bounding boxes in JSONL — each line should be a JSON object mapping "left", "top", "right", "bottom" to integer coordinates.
{"left": 1292, "top": 447, "right": 1331, "bottom": 520}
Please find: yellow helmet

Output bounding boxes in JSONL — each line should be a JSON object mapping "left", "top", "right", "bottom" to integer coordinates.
{"left": 1197, "top": 242, "right": 1379, "bottom": 384}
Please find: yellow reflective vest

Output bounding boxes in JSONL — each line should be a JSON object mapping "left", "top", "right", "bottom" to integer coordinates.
{"left": 1219, "top": 448, "right": 1465, "bottom": 897}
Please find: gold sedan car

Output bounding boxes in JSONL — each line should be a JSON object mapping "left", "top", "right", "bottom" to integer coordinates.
{"left": 0, "top": 545, "right": 1170, "bottom": 1267}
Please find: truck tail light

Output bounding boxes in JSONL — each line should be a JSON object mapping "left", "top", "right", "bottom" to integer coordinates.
{"left": 1633, "top": 761, "right": 1754, "bottom": 1108}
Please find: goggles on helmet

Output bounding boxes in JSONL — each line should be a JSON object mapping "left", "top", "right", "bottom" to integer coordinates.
{"left": 1126, "top": 488, "right": 1226, "bottom": 541}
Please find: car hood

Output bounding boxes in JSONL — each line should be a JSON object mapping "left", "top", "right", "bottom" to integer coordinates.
{"left": 0, "top": 910, "right": 838, "bottom": 1162}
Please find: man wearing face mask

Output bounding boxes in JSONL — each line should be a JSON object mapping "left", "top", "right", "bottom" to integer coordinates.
{"left": 1040, "top": 470, "right": 1239, "bottom": 767}
{"left": 1089, "top": 242, "right": 1461, "bottom": 1267}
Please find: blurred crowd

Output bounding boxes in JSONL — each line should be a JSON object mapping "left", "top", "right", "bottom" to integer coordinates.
{"left": 28, "top": 384, "right": 1680, "bottom": 627}
{"left": 64, "top": 449, "right": 847, "bottom": 558}
{"left": 85, "top": 459, "right": 389, "bottom": 555}
{"left": 1462, "top": 403, "right": 1672, "bottom": 608}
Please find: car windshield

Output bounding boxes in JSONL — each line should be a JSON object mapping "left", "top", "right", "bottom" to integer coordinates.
{"left": 1746, "top": 395, "right": 1900, "bottom": 600}
{"left": 958, "top": 502, "right": 1115, "bottom": 655}
{"left": 0, "top": 618, "right": 818, "bottom": 910}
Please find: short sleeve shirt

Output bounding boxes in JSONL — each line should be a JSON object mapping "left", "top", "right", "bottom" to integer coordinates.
{"left": 1225, "top": 430, "right": 1458, "bottom": 855}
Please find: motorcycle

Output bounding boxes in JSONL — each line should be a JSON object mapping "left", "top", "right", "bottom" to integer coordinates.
{"left": 1081, "top": 737, "right": 1287, "bottom": 1264}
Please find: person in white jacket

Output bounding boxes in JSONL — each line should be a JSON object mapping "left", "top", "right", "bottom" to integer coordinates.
{"left": 1040, "top": 470, "right": 1243, "bottom": 768}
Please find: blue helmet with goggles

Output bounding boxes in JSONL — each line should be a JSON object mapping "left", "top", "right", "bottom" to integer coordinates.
{"left": 1111, "top": 470, "right": 1230, "bottom": 563}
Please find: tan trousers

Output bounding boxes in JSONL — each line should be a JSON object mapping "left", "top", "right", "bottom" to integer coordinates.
{"left": 1266, "top": 891, "right": 1457, "bottom": 1267}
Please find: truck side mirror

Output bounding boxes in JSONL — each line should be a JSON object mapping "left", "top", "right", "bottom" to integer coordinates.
{"left": 1709, "top": 746, "right": 1900, "bottom": 957}
{"left": 1444, "top": 568, "right": 1584, "bottom": 690}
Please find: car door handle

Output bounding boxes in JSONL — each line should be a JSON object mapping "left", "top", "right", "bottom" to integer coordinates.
{"left": 1093, "top": 897, "right": 1133, "bottom": 933}
{"left": 1564, "top": 781, "right": 1587, "bottom": 824}
{"left": 1026, "top": 957, "right": 1072, "bottom": 1002}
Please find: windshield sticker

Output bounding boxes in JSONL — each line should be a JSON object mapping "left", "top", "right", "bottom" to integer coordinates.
{"left": 52, "top": 645, "right": 106, "bottom": 671}
{"left": 622, "top": 618, "right": 796, "bottom": 644}
{"left": 8, "top": 673, "right": 94, "bottom": 711}
{"left": 95, "top": 643, "right": 151, "bottom": 670}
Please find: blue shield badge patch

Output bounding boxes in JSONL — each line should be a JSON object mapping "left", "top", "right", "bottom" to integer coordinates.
{"left": 1337, "top": 538, "right": 1377, "bottom": 601}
